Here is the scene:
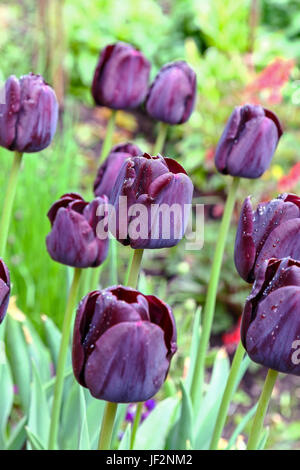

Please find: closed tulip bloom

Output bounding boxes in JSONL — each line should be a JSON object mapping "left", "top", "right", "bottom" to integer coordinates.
{"left": 93, "top": 142, "right": 142, "bottom": 200}
{"left": 0, "top": 73, "right": 58, "bottom": 153}
{"left": 92, "top": 42, "right": 151, "bottom": 110}
{"left": 46, "top": 193, "right": 109, "bottom": 268}
{"left": 235, "top": 193, "right": 300, "bottom": 283}
{"left": 110, "top": 153, "right": 194, "bottom": 249}
{"left": 145, "top": 61, "right": 197, "bottom": 125}
{"left": 72, "top": 285, "right": 177, "bottom": 402}
{"left": 242, "top": 257, "right": 300, "bottom": 376}
{"left": 0, "top": 259, "right": 10, "bottom": 324}
{"left": 215, "top": 104, "right": 283, "bottom": 178}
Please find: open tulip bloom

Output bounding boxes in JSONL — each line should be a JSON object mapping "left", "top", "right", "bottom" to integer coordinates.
{"left": 110, "top": 153, "right": 194, "bottom": 249}
{"left": 242, "top": 257, "right": 300, "bottom": 376}
{"left": 0, "top": 73, "right": 58, "bottom": 153}
{"left": 214, "top": 104, "right": 282, "bottom": 179}
{"left": 235, "top": 193, "right": 300, "bottom": 283}
{"left": 72, "top": 285, "right": 177, "bottom": 403}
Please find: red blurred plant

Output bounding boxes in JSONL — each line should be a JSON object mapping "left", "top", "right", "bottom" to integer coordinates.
{"left": 244, "top": 58, "right": 294, "bottom": 104}
{"left": 222, "top": 317, "right": 241, "bottom": 353}
{"left": 278, "top": 162, "right": 300, "bottom": 192}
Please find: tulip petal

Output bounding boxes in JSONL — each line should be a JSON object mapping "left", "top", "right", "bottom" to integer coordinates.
{"left": 84, "top": 321, "right": 169, "bottom": 402}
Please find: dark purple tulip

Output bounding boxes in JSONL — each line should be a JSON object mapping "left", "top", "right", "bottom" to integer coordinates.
{"left": 72, "top": 285, "right": 177, "bottom": 403}
{"left": 145, "top": 61, "right": 197, "bottom": 125}
{"left": 0, "top": 259, "right": 10, "bottom": 324}
{"left": 214, "top": 104, "right": 283, "bottom": 178}
{"left": 234, "top": 193, "right": 300, "bottom": 283}
{"left": 110, "top": 153, "right": 194, "bottom": 249}
{"left": 92, "top": 42, "right": 151, "bottom": 110}
{"left": 46, "top": 193, "right": 109, "bottom": 268}
{"left": 0, "top": 73, "right": 58, "bottom": 153}
{"left": 93, "top": 142, "right": 142, "bottom": 200}
{"left": 242, "top": 257, "right": 300, "bottom": 376}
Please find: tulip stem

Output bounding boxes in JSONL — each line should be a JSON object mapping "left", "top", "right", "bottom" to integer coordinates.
{"left": 48, "top": 267, "right": 82, "bottom": 450}
{"left": 190, "top": 176, "right": 240, "bottom": 406}
{"left": 130, "top": 402, "right": 143, "bottom": 450}
{"left": 98, "top": 401, "right": 118, "bottom": 450}
{"left": 153, "top": 122, "right": 168, "bottom": 155}
{"left": 126, "top": 249, "right": 144, "bottom": 288}
{"left": 99, "top": 110, "right": 117, "bottom": 164}
{"left": 0, "top": 151, "right": 23, "bottom": 257}
{"left": 209, "top": 340, "right": 245, "bottom": 449}
{"left": 247, "top": 369, "right": 278, "bottom": 450}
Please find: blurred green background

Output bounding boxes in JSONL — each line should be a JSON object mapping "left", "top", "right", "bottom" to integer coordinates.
{"left": 1, "top": 0, "right": 300, "bottom": 449}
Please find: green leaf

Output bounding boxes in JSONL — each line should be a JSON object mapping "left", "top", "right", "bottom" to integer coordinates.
{"left": 0, "top": 328, "right": 13, "bottom": 449}
{"left": 167, "top": 380, "right": 194, "bottom": 450}
{"left": 27, "top": 361, "right": 50, "bottom": 449}
{"left": 6, "top": 315, "right": 31, "bottom": 413}
{"left": 257, "top": 427, "right": 270, "bottom": 450}
{"left": 185, "top": 307, "right": 201, "bottom": 392}
{"left": 41, "top": 315, "right": 62, "bottom": 370}
{"left": 135, "top": 398, "right": 179, "bottom": 450}
{"left": 118, "top": 425, "right": 131, "bottom": 450}
{"left": 25, "top": 427, "right": 46, "bottom": 450}
{"left": 23, "top": 319, "right": 52, "bottom": 384}
{"left": 226, "top": 404, "right": 258, "bottom": 450}
{"left": 78, "top": 387, "right": 90, "bottom": 450}
{"left": 194, "top": 349, "right": 230, "bottom": 449}
{"left": 5, "top": 415, "right": 27, "bottom": 450}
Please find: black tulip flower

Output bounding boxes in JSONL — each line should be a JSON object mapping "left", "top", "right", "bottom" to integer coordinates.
{"left": 242, "top": 257, "right": 300, "bottom": 376}
{"left": 46, "top": 193, "right": 109, "bottom": 268}
{"left": 110, "top": 153, "right": 194, "bottom": 249}
{"left": 145, "top": 61, "right": 197, "bottom": 125}
{"left": 72, "top": 285, "right": 177, "bottom": 403}
{"left": 91, "top": 42, "right": 151, "bottom": 110}
{"left": 93, "top": 142, "right": 142, "bottom": 200}
{"left": 235, "top": 193, "right": 300, "bottom": 283}
{"left": 0, "top": 73, "right": 58, "bottom": 153}
{"left": 214, "top": 104, "right": 283, "bottom": 178}
{"left": 0, "top": 259, "right": 10, "bottom": 324}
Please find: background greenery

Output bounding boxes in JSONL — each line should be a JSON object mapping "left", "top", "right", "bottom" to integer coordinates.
{"left": 1, "top": 0, "right": 300, "bottom": 449}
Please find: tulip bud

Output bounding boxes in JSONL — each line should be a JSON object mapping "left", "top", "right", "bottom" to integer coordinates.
{"left": 92, "top": 42, "right": 151, "bottom": 110}
{"left": 0, "top": 73, "right": 58, "bottom": 153}
{"left": 93, "top": 142, "right": 142, "bottom": 200}
{"left": 46, "top": 193, "right": 109, "bottom": 268}
{"left": 241, "top": 257, "right": 300, "bottom": 376}
{"left": 0, "top": 259, "right": 10, "bottom": 324}
{"left": 72, "top": 285, "right": 177, "bottom": 402}
{"left": 110, "top": 153, "right": 194, "bottom": 249}
{"left": 145, "top": 61, "right": 197, "bottom": 125}
{"left": 234, "top": 193, "right": 300, "bottom": 283}
{"left": 214, "top": 104, "right": 283, "bottom": 178}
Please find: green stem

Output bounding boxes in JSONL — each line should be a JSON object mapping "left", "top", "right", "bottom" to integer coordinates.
{"left": 109, "top": 238, "right": 118, "bottom": 285}
{"left": 190, "top": 176, "right": 240, "bottom": 406}
{"left": 130, "top": 402, "right": 143, "bottom": 450}
{"left": 153, "top": 122, "right": 168, "bottom": 155}
{"left": 48, "top": 267, "right": 82, "bottom": 450}
{"left": 0, "top": 151, "right": 23, "bottom": 257}
{"left": 98, "top": 402, "right": 118, "bottom": 450}
{"left": 99, "top": 110, "right": 117, "bottom": 164}
{"left": 210, "top": 340, "right": 245, "bottom": 449}
{"left": 247, "top": 369, "right": 278, "bottom": 450}
{"left": 125, "top": 249, "right": 144, "bottom": 287}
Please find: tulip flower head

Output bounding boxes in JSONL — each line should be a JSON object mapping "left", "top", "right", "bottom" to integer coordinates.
{"left": 110, "top": 153, "right": 194, "bottom": 249}
{"left": 0, "top": 73, "right": 58, "bottom": 153}
{"left": 0, "top": 259, "right": 10, "bottom": 324}
{"left": 215, "top": 104, "right": 282, "bottom": 178}
{"left": 235, "top": 193, "right": 300, "bottom": 283}
{"left": 93, "top": 142, "right": 142, "bottom": 200}
{"left": 72, "top": 286, "right": 177, "bottom": 402}
{"left": 145, "top": 61, "right": 197, "bottom": 125}
{"left": 92, "top": 42, "right": 151, "bottom": 110}
{"left": 46, "top": 193, "right": 109, "bottom": 268}
{"left": 242, "top": 257, "right": 300, "bottom": 376}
